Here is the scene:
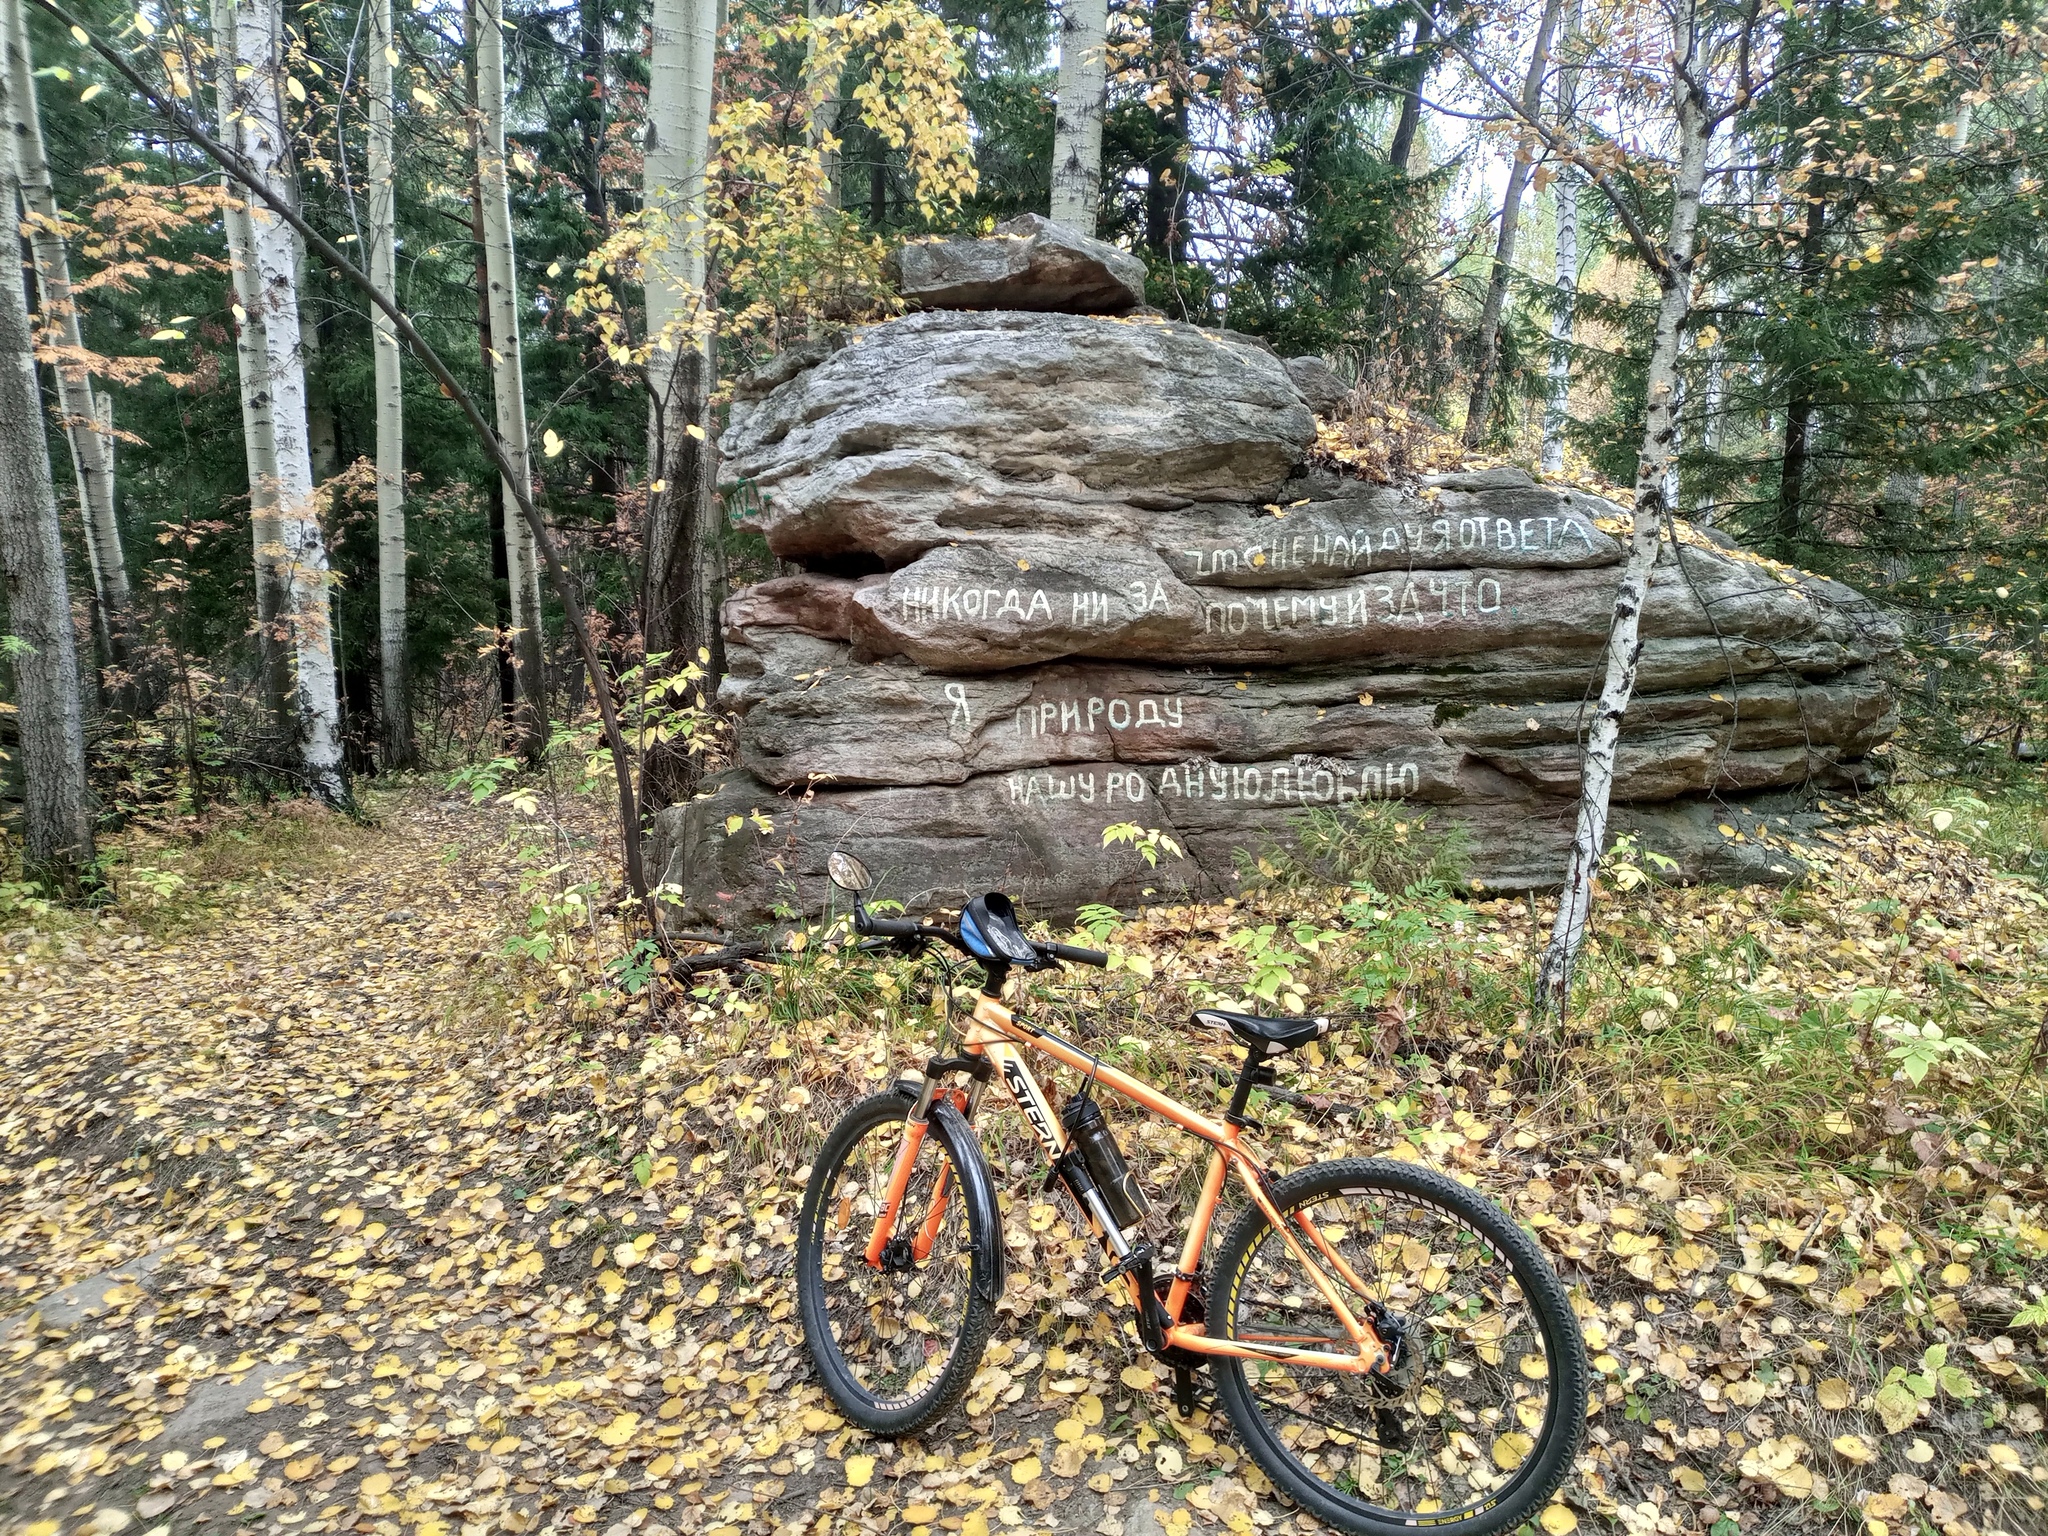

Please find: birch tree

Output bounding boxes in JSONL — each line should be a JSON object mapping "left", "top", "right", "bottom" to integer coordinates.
{"left": 473, "top": 0, "right": 548, "bottom": 758}
{"left": 213, "top": 0, "right": 288, "bottom": 720}
{"left": 1442, "top": 0, "right": 1759, "bottom": 1010}
{"left": 2, "top": 0, "right": 131, "bottom": 682}
{"left": 641, "top": 0, "right": 718, "bottom": 807}
{"left": 225, "top": 0, "right": 349, "bottom": 808}
{"left": 1540, "top": 0, "right": 1582, "bottom": 475}
{"left": 1049, "top": 0, "right": 1106, "bottom": 233}
{"left": 1462, "top": 0, "right": 1563, "bottom": 448}
{"left": 368, "top": 0, "right": 410, "bottom": 768}
{"left": 0, "top": 77, "right": 93, "bottom": 885}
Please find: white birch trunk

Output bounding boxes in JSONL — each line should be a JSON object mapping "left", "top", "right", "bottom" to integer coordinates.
{"left": 230, "top": 0, "right": 350, "bottom": 807}
{"left": 805, "top": 0, "right": 842, "bottom": 210}
{"left": 1539, "top": 0, "right": 1581, "bottom": 477}
{"left": 642, "top": 0, "right": 721, "bottom": 805}
{"left": 474, "top": 0, "right": 548, "bottom": 753}
{"left": 1462, "top": 0, "right": 1562, "bottom": 448}
{"left": 213, "top": 0, "right": 291, "bottom": 720}
{"left": 2, "top": 0, "right": 131, "bottom": 675}
{"left": 0, "top": 97, "right": 93, "bottom": 880}
{"left": 1537, "top": 36, "right": 1713, "bottom": 1010}
{"left": 1049, "top": 0, "right": 1107, "bottom": 234}
{"left": 369, "top": 0, "right": 410, "bottom": 768}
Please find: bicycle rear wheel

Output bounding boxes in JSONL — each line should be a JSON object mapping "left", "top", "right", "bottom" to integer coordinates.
{"left": 796, "top": 1090, "right": 1001, "bottom": 1436}
{"left": 1211, "top": 1158, "right": 1586, "bottom": 1536}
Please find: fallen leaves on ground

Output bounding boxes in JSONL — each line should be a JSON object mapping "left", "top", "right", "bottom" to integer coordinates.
{"left": 0, "top": 788, "right": 2044, "bottom": 1536}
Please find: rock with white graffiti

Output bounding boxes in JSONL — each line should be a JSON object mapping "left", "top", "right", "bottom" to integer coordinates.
{"left": 654, "top": 249, "right": 1899, "bottom": 926}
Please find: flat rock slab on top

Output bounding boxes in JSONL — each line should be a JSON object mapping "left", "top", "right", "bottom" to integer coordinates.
{"left": 887, "top": 213, "right": 1150, "bottom": 314}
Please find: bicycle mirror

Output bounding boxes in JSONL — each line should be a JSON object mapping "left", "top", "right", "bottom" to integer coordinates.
{"left": 827, "top": 851, "right": 873, "bottom": 893}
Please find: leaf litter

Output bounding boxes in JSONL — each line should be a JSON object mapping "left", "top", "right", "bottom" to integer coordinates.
{"left": 0, "top": 786, "right": 2044, "bottom": 1536}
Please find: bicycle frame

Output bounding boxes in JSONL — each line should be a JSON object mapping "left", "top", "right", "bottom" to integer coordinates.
{"left": 865, "top": 990, "right": 1394, "bottom": 1378}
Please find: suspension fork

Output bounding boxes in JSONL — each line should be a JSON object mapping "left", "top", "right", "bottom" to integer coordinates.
{"left": 864, "top": 1064, "right": 987, "bottom": 1269}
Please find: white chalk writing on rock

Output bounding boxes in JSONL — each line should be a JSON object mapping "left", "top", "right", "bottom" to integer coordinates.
{"left": 1002, "top": 758, "right": 1422, "bottom": 808}
{"left": 1201, "top": 576, "right": 1502, "bottom": 635}
{"left": 1011, "top": 696, "right": 1187, "bottom": 737}
{"left": 1180, "top": 515, "right": 1597, "bottom": 578}
{"left": 893, "top": 583, "right": 1171, "bottom": 628}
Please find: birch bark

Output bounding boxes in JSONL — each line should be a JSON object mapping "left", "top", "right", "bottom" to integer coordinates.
{"left": 1049, "top": 0, "right": 1106, "bottom": 233}
{"left": 369, "top": 0, "right": 411, "bottom": 767}
{"left": 228, "top": 0, "right": 350, "bottom": 807}
{"left": 473, "top": 0, "right": 548, "bottom": 757}
{"left": 1462, "top": 0, "right": 1562, "bottom": 448}
{"left": 641, "top": 0, "right": 720, "bottom": 808}
{"left": 213, "top": 0, "right": 290, "bottom": 720}
{"left": 2, "top": 0, "right": 130, "bottom": 677}
{"left": 0, "top": 89, "right": 93, "bottom": 883}
{"left": 1537, "top": 30, "right": 1713, "bottom": 1009}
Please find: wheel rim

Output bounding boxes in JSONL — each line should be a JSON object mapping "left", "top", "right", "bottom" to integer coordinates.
{"left": 811, "top": 1115, "right": 978, "bottom": 1410}
{"left": 1229, "top": 1187, "right": 1562, "bottom": 1523}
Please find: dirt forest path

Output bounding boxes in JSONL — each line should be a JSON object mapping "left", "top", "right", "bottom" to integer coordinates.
{"left": 0, "top": 791, "right": 1202, "bottom": 1536}
{"left": 4, "top": 791, "right": 2047, "bottom": 1536}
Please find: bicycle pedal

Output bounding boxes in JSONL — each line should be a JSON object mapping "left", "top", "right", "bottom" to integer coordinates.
{"left": 1100, "top": 1241, "right": 1155, "bottom": 1288}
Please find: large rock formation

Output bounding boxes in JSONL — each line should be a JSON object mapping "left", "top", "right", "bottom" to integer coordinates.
{"left": 656, "top": 247, "right": 1899, "bottom": 928}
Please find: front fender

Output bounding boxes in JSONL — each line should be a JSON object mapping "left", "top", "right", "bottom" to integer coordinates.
{"left": 928, "top": 1098, "right": 1006, "bottom": 1306}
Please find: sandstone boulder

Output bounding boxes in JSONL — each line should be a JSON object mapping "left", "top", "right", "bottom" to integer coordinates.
{"left": 655, "top": 304, "right": 1900, "bottom": 929}
{"left": 886, "top": 214, "right": 1149, "bottom": 314}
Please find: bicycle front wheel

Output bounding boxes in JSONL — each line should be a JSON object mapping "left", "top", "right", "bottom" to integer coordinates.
{"left": 796, "top": 1089, "right": 1000, "bottom": 1436}
{"left": 1211, "top": 1158, "right": 1586, "bottom": 1536}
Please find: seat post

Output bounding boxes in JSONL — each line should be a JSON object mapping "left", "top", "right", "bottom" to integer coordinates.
{"left": 1225, "top": 1048, "right": 1267, "bottom": 1126}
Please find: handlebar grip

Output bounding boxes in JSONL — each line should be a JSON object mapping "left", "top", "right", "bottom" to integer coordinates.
{"left": 856, "top": 911, "right": 922, "bottom": 939}
{"left": 1042, "top": 941, "right": 1109, "bottom": 967}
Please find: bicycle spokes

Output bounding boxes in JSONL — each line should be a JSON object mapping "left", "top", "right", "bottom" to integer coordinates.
{"left": 1232, "top": 1190, "right": 1560, "bottom": 1515}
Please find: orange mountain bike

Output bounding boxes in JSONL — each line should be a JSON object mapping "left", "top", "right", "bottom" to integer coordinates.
{"left": 796, "top": 854, "right": 1587, "bottom": 1536}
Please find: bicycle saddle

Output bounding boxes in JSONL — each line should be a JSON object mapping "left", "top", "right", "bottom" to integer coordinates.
{"left": 1193, "top": 1008, "right": 1331, "bottom": 1057}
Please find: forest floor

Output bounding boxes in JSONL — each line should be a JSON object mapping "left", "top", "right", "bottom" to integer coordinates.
{"left": 1, "top": 782, "right": 2046, "bottom": 1536}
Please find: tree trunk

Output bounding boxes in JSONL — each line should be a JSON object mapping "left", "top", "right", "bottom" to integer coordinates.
{"left": 805, "top": 0, "right": 842, "bottom": 209}
{"left": 1775, "top": 178, "right": 1828, "bottom": 555}
{"left": 1049, "top": 0, "right": 1107, "bottom": 234}
{"left": 3, "top": 0, "right": 131, "bottom": 681}
{"left": 1536, "top": 34, "right": 1711, "bottom": 1013}
{"left": 213, "top": 0, "right": 290, "bottom": 725}
{"left": 0, "top": 101, "right": 93, "bottom": 886}
{"left": 578, "top": 0, "right": 606, "bottom": 221}
{"left": 228, "top": 0, "right": 350, "bottom": 808}
{"left": 369, "top": 0, "right": 411, "bottom": 768}
{"left": 473, "top": 0, "right": 548, "bottom": 758}
{"left": 1539, "top": 0, "right": 1580, "bottom": 476}
{"left": 643, "top": 0, "right": 719, "bottom": 810}
{"left": 1462, "top": 0, "right": 1563, "bottom": 449}
{"left": 1386, "top": 0, "right": 1435, "bottom": 174}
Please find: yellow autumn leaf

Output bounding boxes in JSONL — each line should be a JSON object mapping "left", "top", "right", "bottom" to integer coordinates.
{"left": 1832, "top": 1433, "right": 1876, "bottom": 1464}
{"left": 1011, "top": 1455, "right": 1042, "bottom": 1485}
{"left": 844, "top": 1453, "right": 875, "bottom": 1487}
{"left": 1539, "top": 1505, "right": 1578, "bottom": 1536}
{"left": 543, "top": 429, "right": 565, "bottom": 458}
{"left": 286, "top": 76, "right": 306, "bottom": 102}
{"left": 1120, "top": 1364, "right": 1156, "bottom": 1389}
{"left": 1492, "top": 1431, "right": 1533, "bottom": 1470}
{"left": 596, "top": 1412, "right": 639, "bottom": 1447}
{"left": 360, "top": 1472, "right": 392, "bottom": 1497}
{"left": 1816, "top": 1376, "right": 1853, "bottom": 1410}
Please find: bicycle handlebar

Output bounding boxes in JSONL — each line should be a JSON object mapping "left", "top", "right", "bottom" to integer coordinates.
{"left": 852, "top": 908, "right": 1109, "bottom": 969}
